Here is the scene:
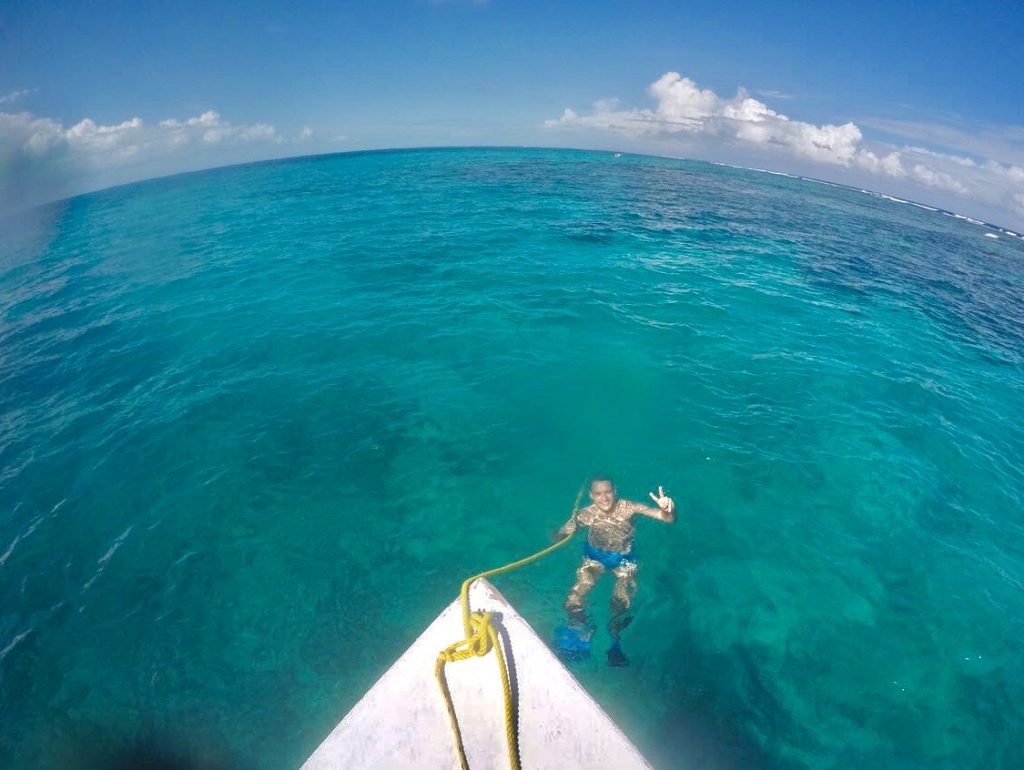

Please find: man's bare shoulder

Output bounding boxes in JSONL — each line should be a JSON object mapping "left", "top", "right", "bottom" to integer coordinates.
{"left": 619, "top": 499, "right": 647, "bottom": 513}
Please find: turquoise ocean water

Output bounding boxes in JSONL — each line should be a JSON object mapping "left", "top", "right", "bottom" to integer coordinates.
{"left": 1, "top": 148, "right": 1022, "bottom": 770}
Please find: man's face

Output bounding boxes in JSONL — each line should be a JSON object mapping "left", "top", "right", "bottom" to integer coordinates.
{"left": 589, "top": 480, "right": 617, "bottom": 512}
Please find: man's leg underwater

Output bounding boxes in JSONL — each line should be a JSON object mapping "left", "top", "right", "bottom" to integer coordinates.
{"left": 607, "top": 562, "right": 638, "bottom": 667}
{"left": 556, "top": 559, "right": 604, "bottom": 660}
{"left": 564, "top": 558, "right": 604, "bottom": 628}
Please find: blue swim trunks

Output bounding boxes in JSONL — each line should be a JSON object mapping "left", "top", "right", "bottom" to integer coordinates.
{"left": 583, "top": 542, "right": 636, "bottom": 570}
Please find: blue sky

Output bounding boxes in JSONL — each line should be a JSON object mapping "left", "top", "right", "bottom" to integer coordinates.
{"left": 3, "top": 0, "right": 1023, "bottom": 230}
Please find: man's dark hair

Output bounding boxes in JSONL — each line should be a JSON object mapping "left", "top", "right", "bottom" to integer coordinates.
{"left": 588, "top": 475, "right": 615, "bottom": 490}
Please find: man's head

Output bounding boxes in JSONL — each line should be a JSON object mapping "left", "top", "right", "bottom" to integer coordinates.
{"left": 588, "top": 476, "right": 617, "bottom": 512}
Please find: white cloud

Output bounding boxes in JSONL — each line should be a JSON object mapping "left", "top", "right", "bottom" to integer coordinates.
{"left": 547, "top": 72, "right": 875, "bottom": 169}
{"left": 755, "top": 89, "right": 794, "bottom": 100}
{"left": 855, "top": 149, "right": 905, "bottom": 178}
{"left": 14, "top": 114, "right": 65, "bottom": 156}
{"left": 650, "top": 74, "right": 719, "bottom": 123}
{"left": 1, "top": 108, "right": 289, "bottom": 213}
{"left": 985, "top": 159, "right": 1024, "bottom": 183}
{"left": 546, "top": 72, "right": 1024, "bottom": 229}
{"left": 0, "top": 89, "right": 34, "bottom": 106}
{"left": 159, "top": 110, "right": 220, "bottom": 129}
{"left": 238, "top": 123, "right": 278, "bottom": 141}
{"left": 906, "top": 145, "right": 976, "bottom": 167}
{"left": 6, "top": 109, "right": 281, "bottom": 167}
{"left": 65, "top": 117, "right": 144, "bottom": 151}
{"left": 154, "top": 110, "right": 280, "bottom": 146}
{"left": 862, "top": 117, "right": 1024, "bottom": 167}
{"left": 907, "top": 162, "right": 967, "bottom": 194}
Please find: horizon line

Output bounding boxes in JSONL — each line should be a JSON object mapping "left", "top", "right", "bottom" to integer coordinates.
{"left": 10, "top": 144, "right": 1023, "bottom": 239}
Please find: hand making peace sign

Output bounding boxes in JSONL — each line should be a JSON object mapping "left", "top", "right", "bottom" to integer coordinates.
{"left": 649, "top": 485, "right": 675, "bottom": 513}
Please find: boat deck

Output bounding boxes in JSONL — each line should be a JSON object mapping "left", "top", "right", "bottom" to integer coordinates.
{"left": 302, "top": 578, "right": 652, "bottom": 769}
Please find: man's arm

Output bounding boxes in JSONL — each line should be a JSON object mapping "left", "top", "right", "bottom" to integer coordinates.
{"left": 633, "top": 486, "right": 676, "bottom": 523}
{"left": 551, "top": 512, "right": 579, "bottom": 542}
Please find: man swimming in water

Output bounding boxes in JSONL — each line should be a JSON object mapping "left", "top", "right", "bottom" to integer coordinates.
{"left": 553, "top": 476, "right": 675, "bottom": 667}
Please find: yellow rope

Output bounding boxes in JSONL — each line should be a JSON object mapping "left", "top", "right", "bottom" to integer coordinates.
{"left": 435, "top": 486, "right": 585, "bottom": 770}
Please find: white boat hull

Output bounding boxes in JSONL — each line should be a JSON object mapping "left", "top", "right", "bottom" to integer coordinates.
{"left": 302, "top": 578, "right": 653, "bottom": 769}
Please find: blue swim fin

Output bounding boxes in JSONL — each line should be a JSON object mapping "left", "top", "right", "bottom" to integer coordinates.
{"left": 553, "top": 624, "right": 592, "bottom": 662}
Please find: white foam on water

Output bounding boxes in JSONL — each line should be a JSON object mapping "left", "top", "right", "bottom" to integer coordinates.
{"left": 752, "top": 167, "right": 798, "bottom": 178}
{"left": 81, "top": 525, "right": 134, "bottom": 593}
{"left": 0, "top": 515, "right": 44, "bottom": 567}
{"left": 0, "top": 629, "right": 31, "bottom": 661}
{"left": 952, "top": 213, "right": 987, "bottom": 226}
{"left": 98, "top": 525, "right": 133, "bottom": 566}
{"left": 873, "top": 192, "right": 939, "bottom": 212}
